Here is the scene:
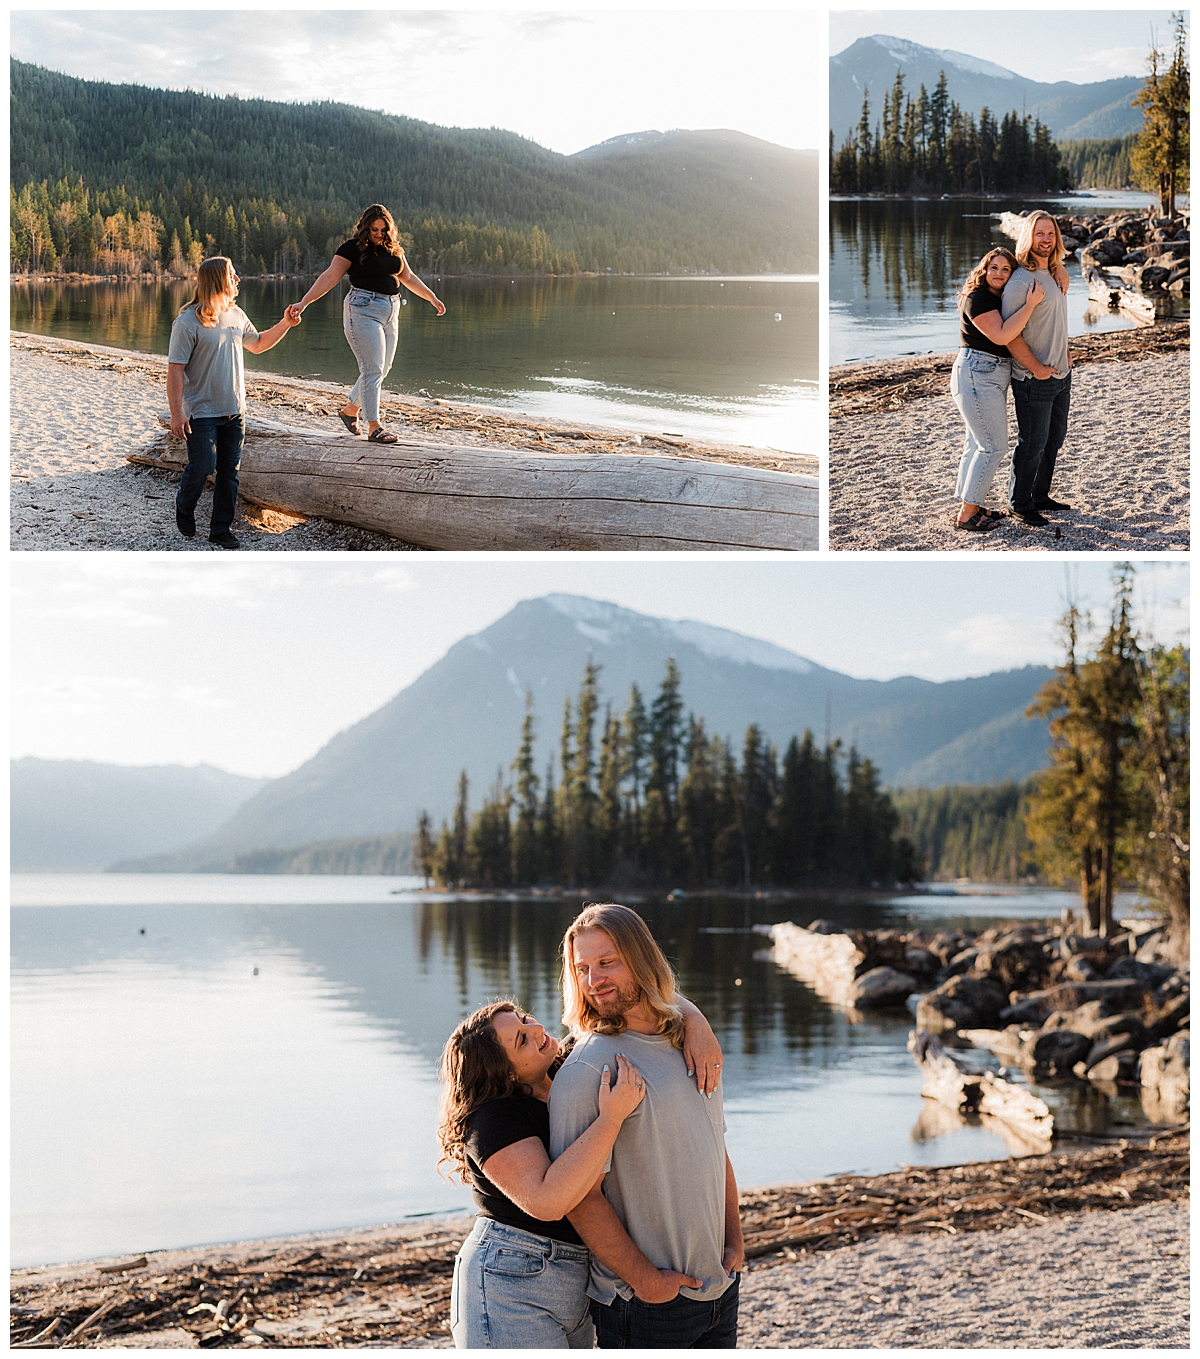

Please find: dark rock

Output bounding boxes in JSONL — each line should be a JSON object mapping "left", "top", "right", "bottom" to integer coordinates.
{"left": 1085, "top": 1032, "right": 1138, "bottom": 1070}
{"left": 974, "top": 937, "right": 1051, "bottom": 992}
{"left": 1094, "top": 237, "right": 1129, "bottom": 264}
{"left": 916, "top": 974, "right": 1008, "bottom": 1034}
{"left": 848, "top": 966, "right": 919, "bottom": 1009}
{"left": 1140, "top": 264, "right": 1171, "bottom": 290}
{"left": 999, "top": 979, "right": 1145, "bottom": 1026}
{"left": 946, "top": 948, "right": 979, "bottom": 977}
{"left": 1105, "top": 957, "right": 1175, "bottom": 988}
{"left": 904, "top": 946, "right": 938, "bottom": 977}
{"left": 1030, "top": 1029, "right": 1092, "bottom": 1075}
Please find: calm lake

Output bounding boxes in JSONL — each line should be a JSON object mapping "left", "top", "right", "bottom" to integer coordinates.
{"left": 11, "top": 875, "right": 1155, "bottom": 1268}
{"left": 831, "top": 190, "right": 1190, "bottom": 364}
{"left": 10, "top": 275, "right": 818, "bottom": 453}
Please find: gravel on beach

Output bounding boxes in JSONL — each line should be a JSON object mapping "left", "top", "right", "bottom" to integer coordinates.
{"left": 829, "top": 327, "right": 1190, "bottom": 552}
{"left": 10, "top": 1135, "right": 1188, "bottom": 1349}
{"left": 10, "top": 333, "right": 816, "bottom": 552}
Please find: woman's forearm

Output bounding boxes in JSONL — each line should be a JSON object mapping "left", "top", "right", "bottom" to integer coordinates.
{"left": 527, "top": 1112, "right": 625, "bottom": 1220}
{"left": 298, "top": 266, "right": 341, "bottom": 309}
{"left": 994, "top": 299, "right": 1038, "bottom": 344}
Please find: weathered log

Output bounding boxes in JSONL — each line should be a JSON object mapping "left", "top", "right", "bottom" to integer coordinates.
{"left": 908, "top": 1029, "right": 1054, "bottom": 1144}
{"left": 129, "top": 417, "right": 818, "bottom": 551}
{"left": 1083, "top": 266, "right": 1156, "bottom": 325}
{"left": 767, "top": 922, "right": 864, "bottom": 1008}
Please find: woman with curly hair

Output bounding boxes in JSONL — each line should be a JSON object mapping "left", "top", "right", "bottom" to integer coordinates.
{"left": 287, "top": 204, "right": 445, "bottom": 444}
{"left": 439, "top": 996, "right": 720, "bottom": 1348}
{"left": 950, "top": 245, "right": 1065, "bottom": 532}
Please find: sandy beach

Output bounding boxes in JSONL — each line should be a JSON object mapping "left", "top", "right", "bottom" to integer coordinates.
{"left": 11, "top": 1133, "right": 1187, "bottom": 1349}
{"left": 829, "top": 327, "right": 1190, "bottom": 552}
{"left": 10, "top": 333, "right": 816, "bottom": 552}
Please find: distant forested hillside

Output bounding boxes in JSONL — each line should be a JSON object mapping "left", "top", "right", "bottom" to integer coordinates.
{"left": 1058, "top": 135, "right": 1139, "bottom": 190}
{"left": 10, "top": 60, "right": 816, "bottom": 276}
{"left": 892, "top": 781, "right": 1042, "bottom": 884}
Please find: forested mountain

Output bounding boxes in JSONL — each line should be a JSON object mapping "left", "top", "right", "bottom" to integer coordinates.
{"left": 1058, "top": 135, "right": 1139, "bottom": 189}
{"left": 10, "top": 60, "right": 816, "bottom": 276}
{"left": 110, "top": 596, "right": 1052, "bottom": 874}
{"left": 830, "top": 36, "right": 1142, "bottom": 143}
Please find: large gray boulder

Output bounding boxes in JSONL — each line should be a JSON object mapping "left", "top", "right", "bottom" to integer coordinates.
{"left": 848, "top": 966, "right": 918, "bottom": 1010}
{"left": 915, "top": 974, "right": 1008, "bottom": 1035}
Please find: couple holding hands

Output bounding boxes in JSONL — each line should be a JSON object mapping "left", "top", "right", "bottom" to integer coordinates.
{"left": 166, "top": 203, "right": 443, "bottom": 547}
{"left": 951, "top": 210, "right": 1073, "bottom": 534}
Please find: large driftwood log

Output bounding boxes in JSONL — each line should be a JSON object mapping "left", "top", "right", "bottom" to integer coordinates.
{"left": 908, "top": 1029, "right": 1054, "bottom": 1145}
{"left": 1083, "top": 265, "right": 1156, "bottom": 325}
{"left": 130, "top": 417, "right": 818, "bottom": 551}
{"left": 768, "top": 922, "right": 864, "bottom": 1008}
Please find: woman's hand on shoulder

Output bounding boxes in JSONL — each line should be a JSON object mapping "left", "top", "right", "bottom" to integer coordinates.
{"left": 1027, "top": 279, "right": 1045, "bottom": 306}
{"left": 1052, "top": 261, "right": 1070, "bottom": 294}
{"left": 596, "top": 1053, "right": 645, "bottom": 1124}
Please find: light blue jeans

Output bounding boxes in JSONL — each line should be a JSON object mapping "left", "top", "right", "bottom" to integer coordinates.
{"left": 450, "top": 1218, "right": 594, "bottom": 1350}
{"left": 343, "top": 286, "right": 400, "bottom": 423}
{"left": 950, "top": 347, "right": 1012, "bottom": 505}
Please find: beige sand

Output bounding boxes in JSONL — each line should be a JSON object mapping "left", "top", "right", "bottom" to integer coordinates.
{"left": 830, "top": 351, "right": 1190, "bottom": 552}
{"left": 11, "top": 333, "right": 815, "bottom": 552}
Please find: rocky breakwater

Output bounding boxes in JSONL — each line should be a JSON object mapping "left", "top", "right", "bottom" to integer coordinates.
{"left": 767, "top": 917, "right": 1190, "bottom": 1137}
{"left": 997, "top": 208, "right": 1190, "bottom": 320}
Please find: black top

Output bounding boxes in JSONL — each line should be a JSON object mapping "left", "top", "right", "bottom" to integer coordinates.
{"left": 960, "top": 286, "right": 1010, "bottom": 358}
{"left": 335, "top": 239, "right": 406, "bottom": 295}
{"left": 462, "top": 1095, "right": 584, "bottom": 1245}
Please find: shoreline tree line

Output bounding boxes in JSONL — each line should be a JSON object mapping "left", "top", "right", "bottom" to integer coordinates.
{"left": 831, "top": 14, "right": 1188, "bottom": 206}
{"left": 414, "top": 659, "right": 919, "bottom": 893}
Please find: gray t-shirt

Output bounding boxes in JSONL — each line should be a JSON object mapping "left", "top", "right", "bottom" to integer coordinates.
{"left": 167, "top": 304, "right": 260, "bottom": 418}
{"left": 1001, "top": 266, "right": 1069, "bottom": 381}
{"left": 548, "top": 1029, "right": 733, "bottom": 1306}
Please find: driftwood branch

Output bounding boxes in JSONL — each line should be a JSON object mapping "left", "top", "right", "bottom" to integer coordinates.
{"left": 130, "top": 415, "right": 818, "bottom": 551}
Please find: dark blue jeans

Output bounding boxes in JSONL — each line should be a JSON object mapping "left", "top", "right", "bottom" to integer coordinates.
{"left": 1008, "top": 371, "right": 1071, "bottom": 512}
{"left": 591, "top": 1274, "right": 739, "bottom": 1349}
{"left": 177, "top": 414, "right": 243, "bottom": 534}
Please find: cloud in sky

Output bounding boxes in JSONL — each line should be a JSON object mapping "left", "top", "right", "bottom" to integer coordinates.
{"left": 11, "top": 9, "right": 823, "bottom": 154}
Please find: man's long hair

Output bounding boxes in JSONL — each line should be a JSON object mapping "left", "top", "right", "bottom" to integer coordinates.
{"left": 957, "top": 248, "right": 1020, "bottom": 308}
{"left": 352, "top": 203, "right": 404, "bottom": 260}
{"left": 186, "top": 256, "right": 236, "bottom": 328}
{"left": 1013, "top": 211, "right": 1064, "bottom": 273}
{"left": 436, "top": 999, "right": 530, "bottom": 1182}
{"left": 561, "top": 904, "right": 685, "bottom": 1048}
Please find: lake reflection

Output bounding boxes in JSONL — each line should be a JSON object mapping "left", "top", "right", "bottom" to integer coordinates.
{"left": 831, "top": 192, "right": 1189, "bottom": 364}
{"left": 9, "top": 878, "right": 1142, "bottom": 1267}
{"left": 10, "top": 275, "right": 817, "bottom": 452}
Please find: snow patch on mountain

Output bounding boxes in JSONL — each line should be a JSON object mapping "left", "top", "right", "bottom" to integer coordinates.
{"left": 543, "top": 594, "right": 814, "bottom": 675}
{"left": 665, "top": 620, "right": 814, "bottom": 674}
{"left": 870, "top": 35, "right": 1016, "bottom": 80}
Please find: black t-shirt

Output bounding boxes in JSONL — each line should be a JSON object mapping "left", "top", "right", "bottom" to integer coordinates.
{"left": 335, "top": 239, "right": 406, "bottom": 295}
{"left": 462, "top": 1095, "right": 584, "bottom": 1245}
{"left": 960, "top": 286, "right": 1010, "bottom": 358}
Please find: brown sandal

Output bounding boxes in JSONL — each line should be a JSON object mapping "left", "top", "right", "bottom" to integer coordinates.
{"left": 367, "top": 427, "right": 399, "bottom": 444}
{"left": 955, "top": 508, "right": 1001, "bottom": 532}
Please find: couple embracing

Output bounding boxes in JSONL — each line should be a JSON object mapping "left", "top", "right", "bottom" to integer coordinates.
{"left": 439, "top": 903, "right": 742, "bottom": 1349}
{"left": 951, "top": 210, "right": 1073, "bottom": 533}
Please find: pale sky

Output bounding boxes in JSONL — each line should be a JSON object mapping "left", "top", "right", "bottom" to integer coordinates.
{"left": 10, "top": 558, "right": 1188, "bottom": 780}
{"left": 831, "top": 9, "right": 1184, "bottom": 85}
{"left": 10, "top": 8, "right": 824, "bottom": 155}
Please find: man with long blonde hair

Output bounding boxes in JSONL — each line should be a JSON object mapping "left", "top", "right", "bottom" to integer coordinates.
{"left": 549, "top": 904, "right": 742, "bottom": 1348}
{"left": 168, "top": 256, "right": 299, "bottom": 547}
{"left": 999, "top": 211, "right": 1072, "bottom": 527}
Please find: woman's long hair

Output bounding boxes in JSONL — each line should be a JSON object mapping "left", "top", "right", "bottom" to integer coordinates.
{"left": 1013, "top": 211, "right": 1064, "bottom": 273}
{"left": 352, "top": 203, "right": 404, "bottom": 259}
{"left": 186, "top": 256, "right": 236, "bottom": 328}
{"left": 437, "top": 1000, "right": 529, "bottom": 1181}
{"left": 561, "top": 903, "right": 685, "bottom": 1048}
{"left": 957, "top": 248, "right": 1020, "bottom": 308}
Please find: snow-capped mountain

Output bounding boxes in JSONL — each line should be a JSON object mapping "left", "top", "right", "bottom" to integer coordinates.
{"left": 96, "top": 596, "right": 1054, "bottom": 872}
{"left": 831, "top": 34, "right": 1143, "bottom": 144}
